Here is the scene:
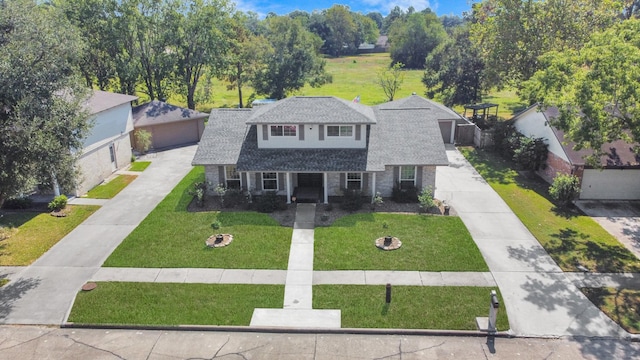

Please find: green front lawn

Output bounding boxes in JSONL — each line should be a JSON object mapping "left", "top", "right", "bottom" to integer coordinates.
{"left": 461, "top": 147, "right": 640, "bottom": 272}
{"left": 581, "top": 287, "right": 640, "bottom": 334}
{"left": 0, "top": 206, "right": 100, "bottom": 265}
{"left": 314, "top": 213, "right": 488, "bottom": 271}
{"left": 314, "top": 285, "right": 509, "bottom": 330}
{"left": 129, "top": 161, "right": 151, "bottom": 172}
{"left": 104, "top": 167, "right": 292, "bottom": 269}
{"left": 69, "top": 282, "right": 283, "bottom": 326}
{"left": 85, "top": 175, "right": 137, "bottom": 199}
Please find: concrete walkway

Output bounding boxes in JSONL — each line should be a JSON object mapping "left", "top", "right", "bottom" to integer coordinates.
{"left": 0, "top": 146, "right": 197, "bottom": 325}
{"left": 435, "top": 145, "right": 629, "bottom": 338}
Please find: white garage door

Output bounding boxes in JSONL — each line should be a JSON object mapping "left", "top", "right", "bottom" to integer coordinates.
{"left": 580, "top": 169, "right": 640, "bottom": 200}
{"left": 151, "top": 121, "right": 200, "bottom": 149}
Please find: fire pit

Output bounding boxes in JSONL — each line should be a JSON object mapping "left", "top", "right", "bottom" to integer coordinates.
{"left": 375, "top": 236, "right": 402, "bottom": 251}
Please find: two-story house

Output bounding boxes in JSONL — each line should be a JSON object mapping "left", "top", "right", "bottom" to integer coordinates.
{"left": 192, "top": 95, "right": 450, "bottom": 204}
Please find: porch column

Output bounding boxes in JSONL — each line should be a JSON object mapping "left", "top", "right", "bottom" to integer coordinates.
{"left": 323, "top": 172, "right": 328, "bottom": 204}
{"left": 286, "top": 172, "right": 291, "bottom": 204}
{"left": 246, "top": 171, "right": 251, "bottom": 193}
{"left": 371, "top": 172, "right": 376, "bottom": 203}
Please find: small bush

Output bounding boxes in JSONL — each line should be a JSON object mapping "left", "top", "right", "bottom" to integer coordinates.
{"left": 189, "top": 181, "right": 207, "bottom": 207}
{"left": 512, "top": 136, "right": 548, "bottom": 171}
{"left": 418, "top": 187, "right": 435, "bottom": 212}
{"left": 340, "top": 189, "right": 365, "bottom": 211}
{"left": 134, "top": 129, "right": 152, "bottom": 153}
{"left": 211, "top": 221, "right": 221, "bottom": 230}
{"left": 392, "top": 183, "right": 419, "bottom": 203}
{"left": 48, "top": 195, "right": 68, "bottom": 212}
{"left": 549, "top": 174, "right": 581, "bottom": 207}
{"left": 371, "top": 191, "right": 383, "bottom": 210}
{"left": 2, "top": 197, "right": 33, "bottom": 209}
{"left": 222, "top": 188, "right": 247, "bottom": 208}
{"left": 324, "top": 203, "right": 334, "bottom": 211}
{"left": 256, "top": 191, "right": 283, "bottom": 213}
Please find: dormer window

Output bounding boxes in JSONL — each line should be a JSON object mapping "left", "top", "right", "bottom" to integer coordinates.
{"left": 327, "top": 125, "right": 353, "bottom": 137}
{"left": 271, "top": 125, "right": 297, "bottom": 136}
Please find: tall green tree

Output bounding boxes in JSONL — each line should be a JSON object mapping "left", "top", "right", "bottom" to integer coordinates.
{"left": 471, "top": 0, "right": 621, "bottom": 87}
{"left": 252, "top": 16, "right": 330, "bottom": 99}
{"left": 0, "top": 0, "right": 90, "bottom": 206}
{"left": 520, "top": 19, "right": 640, "bottom": 165}
{"left": 423, "top": 25, "right": 485, "bottom": 106}
{"left": 165, "top": 0, "right": 233, "bottom": 109}
{"left": 388, "top": 11, "right": 446, "bottom": 69}
{"left": 324, "top": 5, "right": 357, "bottom": 57}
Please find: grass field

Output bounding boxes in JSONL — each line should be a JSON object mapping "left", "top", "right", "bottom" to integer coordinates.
{"left": 165, "top": 53, "right": 524, "bottom": 118}
{"left": 69, "top": 282, "right": 284, "bottom": 326}
{"left": 314, "top": 285, "right": 509, "bottom": 330}
{"left": 85, "top": 175, "right": 137, "bottom": 199}
{"left": 314, "top": 213, "right": 488, "bottom": 271}
{"left": 461, "top": 147, "right": 640, "bottom": 273}
{"left": 103, "top": 167, "right": 292, "bottom": 269}
{"left": 0, "top": 206, "right": 100, "bottom": 265}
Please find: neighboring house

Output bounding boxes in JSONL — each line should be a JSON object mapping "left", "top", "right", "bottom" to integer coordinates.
{"left": 512, "top": 105, "right": 640, "bottom": 200}
{"left": 192, "top": 95, "right": 451, "bottom": 204}
{"left": 75, "top": 90, "right": 138, "bottom": 196}
{"left": 357, "top": 35, "right": 390, "bottom": 54}
{"left": 132, "top": 100, "right": 208, "bottom": 151}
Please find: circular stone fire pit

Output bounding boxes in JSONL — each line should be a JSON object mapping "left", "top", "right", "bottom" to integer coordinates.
{"left": 206, "top": 234, "right": 233, "bottom": 248}
{"left": 375, "top": 236, "right": 402, "bottom": 251}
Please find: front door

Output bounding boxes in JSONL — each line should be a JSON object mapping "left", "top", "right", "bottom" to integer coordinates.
{"left": 297, "top": 173, "right": 323, "bottom": 187}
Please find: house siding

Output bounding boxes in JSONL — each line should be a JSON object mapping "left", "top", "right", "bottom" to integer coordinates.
{"left": 76, "top": 133, "right": 132, "bottom": 196}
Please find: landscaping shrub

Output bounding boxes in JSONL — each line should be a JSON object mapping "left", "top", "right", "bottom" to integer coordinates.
{"left": 2, "top": 197, "right": 33, "bottom": 209}
{"left": 48, "top": 195, "right": 67, "bottom": 212}
{"left": 392, "top": 183, "right": 418, "bottom": 203}
{"left": 189, "top": 181, "right": 207, "bottom": 207}
{"left": 340, "top": 189, "right": 365, "bottom": 211}
{"left": 549, "top": 174, "right": 581, "bottom": 207}
{"left": 134, "top": 129, "right": 152, "bottom": 153}
{"left": 222, "top": 188, "right": 247, "bottom": 208}
{"left": 418, "top": 187, "right": 435, "bottom": 212}
{"left": 256, "top": 191, "right": 284, "bottom": 213}
{"left": 512, "top": 136, "right": 548, "bottom": 171}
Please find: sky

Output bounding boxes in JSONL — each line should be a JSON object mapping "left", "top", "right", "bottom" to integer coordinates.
{"left": 233, "top": 0, "right": 480, "bottom": 18}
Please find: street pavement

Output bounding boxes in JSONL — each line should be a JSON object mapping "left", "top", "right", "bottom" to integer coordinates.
{"left": 0, "top": 325, "right": 638, "bottom": 359}
{"left": 0, "top": 146, "right": 197, "bottom": 325}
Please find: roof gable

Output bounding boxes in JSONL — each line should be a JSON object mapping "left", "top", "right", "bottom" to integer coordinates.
{"left": 86, "top": 90, "right": 138, "bottom": 115}
{"left": 246, "top": 96, "right": 376, "bottom": 125}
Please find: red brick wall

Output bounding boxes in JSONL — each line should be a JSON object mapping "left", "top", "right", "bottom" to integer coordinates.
{"left": 537, "top": 151, "right": 573, "bottom": 184}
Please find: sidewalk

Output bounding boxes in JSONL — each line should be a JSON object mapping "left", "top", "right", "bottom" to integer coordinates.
{"left": 435, "top": 145, "right": 629, "bottom": 338}
{"left": 0, "top": 146, "right": 197, "bottom": 325}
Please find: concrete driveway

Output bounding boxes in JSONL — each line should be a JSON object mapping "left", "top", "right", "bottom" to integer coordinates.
{"left": 574, "top": 201, "right": 640, "bottom": 260}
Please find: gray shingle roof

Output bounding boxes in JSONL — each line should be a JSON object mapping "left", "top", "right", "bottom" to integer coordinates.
{"left": 379, "top": 95, "right": 463, "bottom": 120}
{"left": 193, "top": 95, "right": 450, "bottom": 170}
{"left": 86, "top": 90, "right": 138, "bottom": 115}
{"left": 132, "top": 100, "right": 208, "bottom": 127}
{"left": 246, "top": 96, "right": 376, "bottom": 125}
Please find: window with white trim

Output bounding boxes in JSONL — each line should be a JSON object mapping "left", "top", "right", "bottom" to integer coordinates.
{"left": 327, "top": 125, "right": 353, "bottom": 137}
{"left": 270, "top": 125, "right": 297, "bottom": 136}
{"left": 225, "top": 166, "right": 241, "bottom": 189}
{"left": 400, "top": 166, "right": 416, "bottom": 189}
{"left": 346, "top": 172, "right": 362, "bottom": 190}
{"left": 262, "top": 172, "right": 278, "bottom": 191}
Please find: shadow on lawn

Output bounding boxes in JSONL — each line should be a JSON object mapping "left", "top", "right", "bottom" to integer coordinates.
{"left": 547, "top": 228, "right": 640, "bottom": 272}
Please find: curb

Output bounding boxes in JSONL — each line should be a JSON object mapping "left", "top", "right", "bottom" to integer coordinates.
{"left": 62, "top": 322, "right": 514, "bottom": 338}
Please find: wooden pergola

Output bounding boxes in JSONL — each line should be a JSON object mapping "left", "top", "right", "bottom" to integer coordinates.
{"left": 463, "top": 103, "right": 499, "bottom": 123}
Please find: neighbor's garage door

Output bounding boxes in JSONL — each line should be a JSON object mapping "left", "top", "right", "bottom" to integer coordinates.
{"left": 151, "top": 120, "right": 200, "bottom": 149}
{"left": 580, "top": 169, "right": 640, "bottom": 200}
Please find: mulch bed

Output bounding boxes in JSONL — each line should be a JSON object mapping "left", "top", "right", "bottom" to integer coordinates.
{"left": 188, "top": 195, "right": 454, "bottom": 228}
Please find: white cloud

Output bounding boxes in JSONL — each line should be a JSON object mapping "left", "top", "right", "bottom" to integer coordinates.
{"left": 360, "top": 0, "right": 436, "bottom": 14}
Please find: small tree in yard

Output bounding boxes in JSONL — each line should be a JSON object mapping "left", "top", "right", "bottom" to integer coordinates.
{"left": 376, "top": 62, "right": 404, "bottom": 101}
{"left": 418, "top": 187, "right": 435, "bottom": 213}
{"left": 549, "top": 174, "right": 581, "bottom": 207}
{"left": 512, "top": 136, "right": 548, "bottom": 171}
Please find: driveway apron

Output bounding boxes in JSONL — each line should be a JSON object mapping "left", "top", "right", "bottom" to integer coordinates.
{"left": 435, "top": 145, "right": 627, "bottom": 337}
{"left": 0, "top": 146, "right": 196, "bottom": 325}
